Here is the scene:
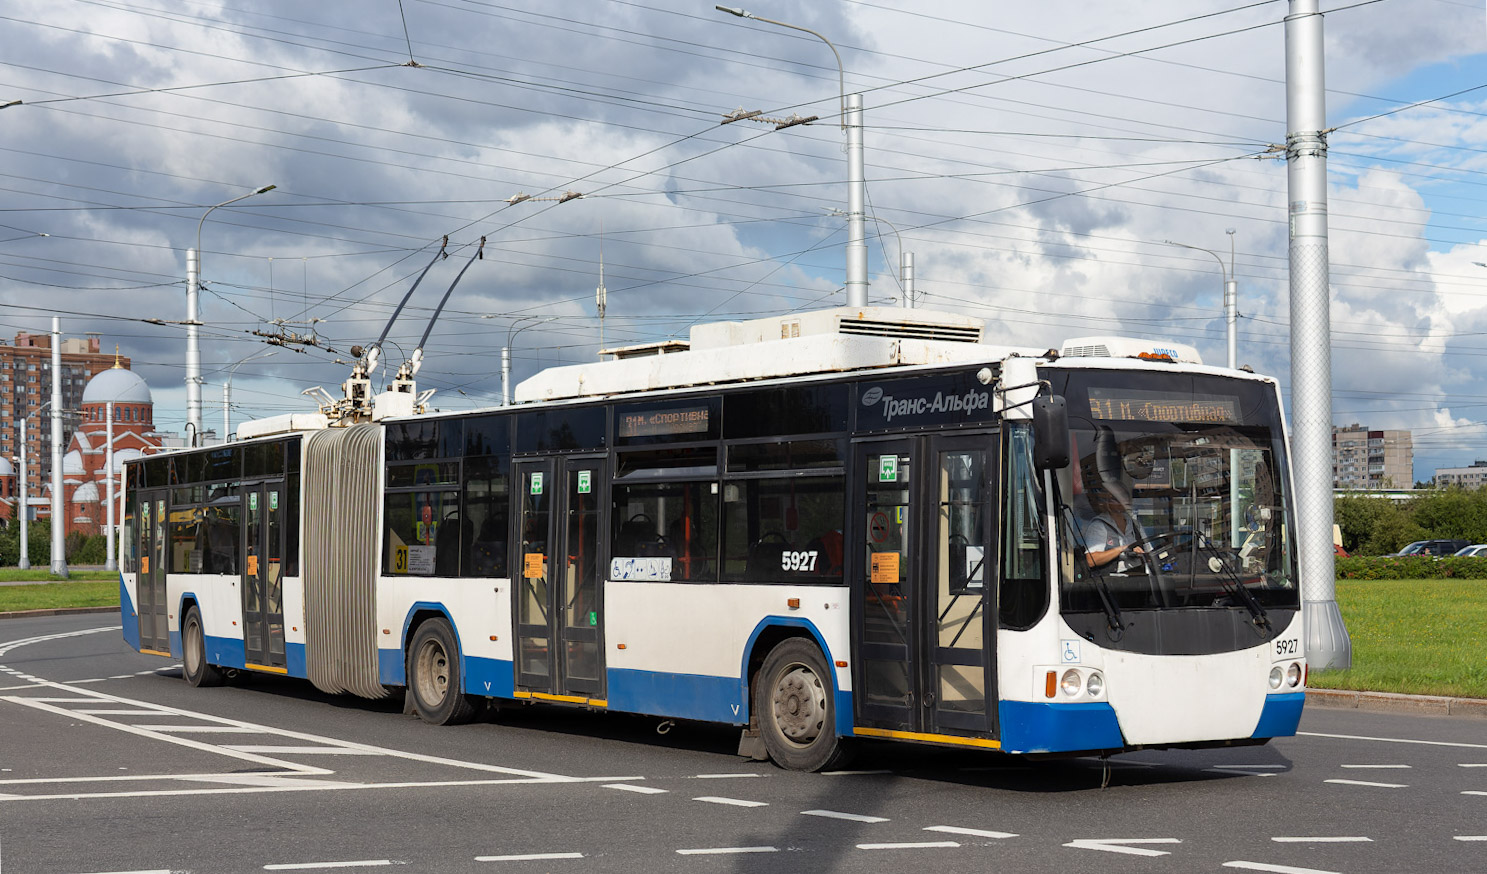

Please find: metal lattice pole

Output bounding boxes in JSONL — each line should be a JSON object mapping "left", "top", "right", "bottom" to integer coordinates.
{"left": 1286, "top": 0, "right": 1350, "bottom": 668}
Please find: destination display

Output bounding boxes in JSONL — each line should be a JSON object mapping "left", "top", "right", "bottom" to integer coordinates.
{"left": 618, "top": 405, "right": 711, "bottom": 438}
{"left": 1087, "top": 387, "right": 1239, "bottom": 424}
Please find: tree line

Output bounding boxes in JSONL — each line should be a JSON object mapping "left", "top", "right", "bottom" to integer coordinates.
{"left": 1336, "top": 488, "right": 1487, "bottom": 555}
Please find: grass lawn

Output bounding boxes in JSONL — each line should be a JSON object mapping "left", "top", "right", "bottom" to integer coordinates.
{"left": 1309, "top": 578, "right": 1487, "bottom": 699}
{"left": 0, "top": 579, "right": 120, "bottom": 612}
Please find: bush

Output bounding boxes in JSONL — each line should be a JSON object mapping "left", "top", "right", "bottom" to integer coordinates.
{"left": 69, "top": 534, "right": 107, "bottom": 564}
{"left": 0, "top": 520, "right": 51, "bottom": 567}
{"left": 1336, "top": 555, "right": 1487, "bottom": 580}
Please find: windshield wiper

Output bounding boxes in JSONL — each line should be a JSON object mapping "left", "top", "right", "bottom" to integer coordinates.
{"left": 1053, "top": 494, "right": 1125, "bottom": 638}
{"left": 1195, "top": 531, "right": 1271, "bottom": 632}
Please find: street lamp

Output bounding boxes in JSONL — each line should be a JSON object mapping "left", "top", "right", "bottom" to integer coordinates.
{"left": 187, "top": 184, "right": 276, "bottom": 446}
{"left": 715, "top": 6, "right": 868, "bottom": 307}
{"left": 486, "top": 316, "right": 559, "bottom": 406}
{"left": 220, "top": 347, "right": 280, "bottom": 442}
{"left": 1164, "top": 230, "right": 1238, "bottom": 369}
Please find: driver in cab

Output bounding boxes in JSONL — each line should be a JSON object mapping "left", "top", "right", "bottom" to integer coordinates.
{"left": 1084, "top": 488, "right": 1143, "bottom": 572}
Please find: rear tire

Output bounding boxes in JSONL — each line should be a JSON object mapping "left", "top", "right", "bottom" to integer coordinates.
{"left": 408, "top": 617, "right": 477, "bottom": 725}
{"left": 182, "top": 606, "right": 224, "bottom": 688}
{"left": 755, "top": 638, "right": 851, "bottom": 771}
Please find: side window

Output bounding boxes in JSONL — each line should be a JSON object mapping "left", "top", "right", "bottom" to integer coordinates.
{"left": 721, "top": 475, "right": 845, "bottom": 583}
{"left": 1001, "top": 424, "right": 1048, "bottom": 630}
{"left": 384, "top": 489, "right": 459, "bottom": 576}
{"left": 463, "top": 456, "right": 510, "bottom": 578}
{"left": 611, "top": 481, "right": 718, "bottom": 582}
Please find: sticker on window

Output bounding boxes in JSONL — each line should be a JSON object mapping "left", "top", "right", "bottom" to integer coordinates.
{"left": 870, "top": 551, "right": 900, "bottom": 583}
{"left": 610, "top": 556, "right": 672, "bottom": 582}
{"left": 523, "top": 552, "right": 546, "bottom": 579}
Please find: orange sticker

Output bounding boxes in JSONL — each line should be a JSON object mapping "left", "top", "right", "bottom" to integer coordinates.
{"left": 870, "top": 551, "right": 900, "bottom": 584}
{"left": 141, "top": 556, "right": 149, "bottom": 574}
{"left": 247, "top": 554, "right": 259, "bottom": 577}
{"left": 523, "top": 553, "right": 546, "bottom": 579}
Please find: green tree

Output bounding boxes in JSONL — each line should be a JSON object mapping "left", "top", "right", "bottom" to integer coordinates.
{"left": 0, "top": 519, "right": 53, "bottom": 567}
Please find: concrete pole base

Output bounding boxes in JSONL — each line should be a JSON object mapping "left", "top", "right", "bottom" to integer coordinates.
{"left": 49, "top": 561, "right": 69, "bottom": 580}
{"left": 1304, "top": 598, "right": 1352, "bottom": 670}
{"left": 104, "top": 561, "right": 118, "bottom": 572}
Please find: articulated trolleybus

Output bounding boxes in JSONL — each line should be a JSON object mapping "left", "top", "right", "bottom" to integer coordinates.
{"left": 121, "top": 307, "right": 1305, "bottom": 770}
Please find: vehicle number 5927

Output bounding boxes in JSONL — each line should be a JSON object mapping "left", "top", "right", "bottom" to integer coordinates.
{"left": 781, "top": 550, "right": 819, "bottom": 572}
{"left": 1275, "top": 638, "right": 1298, "bottom": 657}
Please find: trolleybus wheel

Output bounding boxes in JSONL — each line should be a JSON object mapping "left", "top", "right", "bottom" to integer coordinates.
{"left": 408, "top": 617, "right": 476, "bottom": 725}
{"left": 182, "top": 606, "right": 223, "bottom": 688}
{"left": 755, "top": 638, "right": 851, "bottom": 771}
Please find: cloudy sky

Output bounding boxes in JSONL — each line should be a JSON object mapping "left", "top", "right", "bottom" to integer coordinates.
{"left": 2, "top": 0, "right": 1484, "bottom": 480}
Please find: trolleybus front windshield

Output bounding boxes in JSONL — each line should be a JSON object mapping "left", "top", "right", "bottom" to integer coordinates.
{"left": 1047, "top": 370, "right": 1299, "bottom": 654}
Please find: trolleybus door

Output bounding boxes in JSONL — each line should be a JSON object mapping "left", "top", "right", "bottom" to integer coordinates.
{"left": 136, "top": 488, "right": 169, "bottom": 653}
{"left": 853, "top": 435, "right": 997, "bottom": 738}
{"left": 513, "top": 456, "right": 607, "bottom": 699}
{"left": 241, "top": 481, "right": 286, "bottom": 669}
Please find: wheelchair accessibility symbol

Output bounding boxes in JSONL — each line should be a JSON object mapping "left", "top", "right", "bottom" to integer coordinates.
{"left": 1061, "top": 640, "right": 1080, "bottom": 663}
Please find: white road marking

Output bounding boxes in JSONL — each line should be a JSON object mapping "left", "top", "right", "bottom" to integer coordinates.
{"left": 1463, "top": 791, "right": 1487, "bottom": 797}
{"left": 1063, "top": 838, "right": 1181, "bottom": 857}
{"left": 676, "top": 847, "right": 777, "bottom": 856}
{"left": 74, "top": 709, "right": 173, "bottom": 715}
{"left": 857, "top": 841, "right": 959, "bottom": 850}
{"left": 604, "top": 783, "right": 666, "bottom": 794}
{"left": 130, "top": 725, "right": 261, "bottom": 733}
{"left": 925, "top": 825, "right": 1017, "bottom": 839}
{"left": 0, "top": 776, "right": 565, "bottom": 802}
{"left": 0, "top": 626, "right": 120, "bottom": 658}
{"left": 1207, "top": 768, "right": 1277, "bottom": 777}
{"left": 71, "top": 869, "right": 172, "bottom": 874}
{"left": 692, "top": 773, "right": 762, "bottom": 779}
{"left": 694, "top": 796, "right": 767, "bottom": 807}
{"left": 1223, "top": 862, "right": 1341, "bottom": 874}
{"left": 475, "top": 852, "right": 584, "bottom": 861}
{"left": 1324, "top": 779, "right": 1408, "bottom": 788}
{"left": 1300, "top": 731, "right": 1487, "bottom": 750}
{"left": 263, "top": 860, "right": 394, "bottom": 870}
{"left": 1214, "top": 764, "right": 1286, "bottom": 769}
{"left": 802, "top": 809, "right": 888, "bottom": 823}
{"left": 823, "top": 769, "right": 892, "bottom": 776}
{"left": 1272, "top": 836, "right": 1373, "bottom": 843}
{"left": 1460, "top": 763, "right": 1487, "bottom": 767}
{"left": 0, "top": 772, "right": 284, "bottom": 786}
{"left": 223, "top": 746, "right": 382, "bottom": 755}
{"left": 1340, "top": 764, "right": 1411, "bottom": 769}
{"left": 1455, "top": 836, "right": 1487, "bottom": 841}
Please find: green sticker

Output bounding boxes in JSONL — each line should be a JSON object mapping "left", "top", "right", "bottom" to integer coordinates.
{"left": 588, "top": 610, "right": 598, "bottom": 626}
{"left": 269, "top": 491, "right": 278, "bottom": 511}
{"left": 531, "top": 472, "right": 544, "bottom": 495}
{"left": 249, "top": 492, "right": 258, "bottom": 510}
{"left": 879, "top": 455, "right": 898, "bottom": 483}
{"left": 577, "top": 470, "right": 592, "bottom": 494}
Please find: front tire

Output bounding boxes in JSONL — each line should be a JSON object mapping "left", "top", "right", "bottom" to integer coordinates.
{"left": 755, "top": 638, "right": 850, "bottom": 771}
{"left": 408, "top": 617, "right": 476, "bottom": 725}
{"left": 182, "top": 606, "right": 223, "bottom": 687}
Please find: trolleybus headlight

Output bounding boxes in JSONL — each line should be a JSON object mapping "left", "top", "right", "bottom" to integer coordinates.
{"left": 1286, "top": 662, "right": 1302, "bottom": 687}
{"left": 1268, "top": 666, "right": 1284, "bottom": 690}
{"left": 1085, "top": 671, "right": 1104, "bottom": 698}
{"left": 1061, "top": 669, "right": 1082, "bottom": 697}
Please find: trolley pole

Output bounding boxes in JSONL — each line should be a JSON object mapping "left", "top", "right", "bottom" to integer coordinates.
{"left": 1286, "top": 0, "right": 1350, "bottom": 668}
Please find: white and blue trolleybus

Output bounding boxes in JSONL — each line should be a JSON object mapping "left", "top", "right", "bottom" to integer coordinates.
{"left": 120, "top": 307, "right": 1306, "bottom": 770}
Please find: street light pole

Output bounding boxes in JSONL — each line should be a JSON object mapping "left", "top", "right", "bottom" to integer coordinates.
{"left": 1164, "top": 233, "right": 1239, "bottom": 368}
{"left": 715, "top": 6, "right": 868, "bottom": 307}
{"left": 188, "top": 184, "right": 275, "bottom": 446}
{"left": 50, "top": 317, "right": 67, "bottom": 578}
{"left": 222, "top": 347, "right": 280, "bottom": 442}
{"left": 105, "top": 401, "right": 116, "bottom": 572}
{"left": 495, "top": 316, "right": 558, "bottom": 406}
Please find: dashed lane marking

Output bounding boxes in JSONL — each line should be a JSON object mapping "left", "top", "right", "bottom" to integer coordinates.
{"left": 1300, "top": 731, "right": 1487, "bottom": 750}
{"left": 692, "top": 773, "right": 763, "bottom": 779}
{"left": 223, "top": 746, "right": 383, "bottom": 755}
{"left": 1324, "top": 779, "right": 1408, "bottom": 788}
{"left": 1455, "top": 836, "right": 1487, "bottom": 841}
{"left": 1222, "top": 862, "right": 1341, "bottom": 874}
{"left": 823, "top": 769, "right": 892, "bottom": 776}
{"left": 924, "top": 825, "right": 1017, "bottom": 839}
{"left": 605, "top": 783, "right": 667, "bottom": 794}
{"left": 857, "top": 842, "right": 959, "bottom": 850}
{"left": 1272, "top": 836, "right": 1373, "bottom": 843}
{"left": 475, "top": 852, "right": 584, "bottom": 862}
{"left": 694, "top": 796, "right": 767, "bottom": 807}
{"left": 1340, "top": 764, "right": 1411, "bottom": 769}
{"left": 1063, "top": 838, "right": 1181, "bottom": 857}
{"left": 262, "top": 860, "right": 395, "bottom": 870}
{"left": 675, "top": 847, "right": 777, "bottom": 856}
{"left": 802, "top": 809, "right": 889, "bottom": 823}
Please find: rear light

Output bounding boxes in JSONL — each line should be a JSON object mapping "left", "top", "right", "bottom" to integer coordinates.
{"left": 1061, "top": 669, "right": 1082, "bottom": 697}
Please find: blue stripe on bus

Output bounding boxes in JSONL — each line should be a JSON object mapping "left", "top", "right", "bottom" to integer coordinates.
{"left": 1251, "top": 692, "right": 1305, "bottom": 739}
{"left": 607, "top": 667, "right": 748, "bottom": 725}
{"left": 286, "top": 642, "right": 307, "bottom": 678}
{"left": 997, "top": 700, "right": 1124, "bottom": 753}
{"left": 204, "top": 634, "right": 246, "bottom": 670}
{"left": 120, "top": 578, "right": 140, "bottom": 651}
{"left": 376, "top": 646, "right": 514, "bottom": 699}
{"left": 738, "top": 616, "right": 853, "bottom": 737}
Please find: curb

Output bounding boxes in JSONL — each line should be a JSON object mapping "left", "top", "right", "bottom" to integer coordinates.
{"left": 0, "top": 606, "right": 121, "bottom": 621}
{"left": 1307, "top": 687, "right": 1487, "bottom": 720}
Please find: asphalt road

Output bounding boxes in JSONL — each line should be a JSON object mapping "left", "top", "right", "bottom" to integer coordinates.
{"left": 1, "top": 613, "right": 1483, "bottom": 874}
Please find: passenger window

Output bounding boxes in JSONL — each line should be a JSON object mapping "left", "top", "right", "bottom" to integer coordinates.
{"left": 611, "top": 481, "right": 718, "bottom": 582}
{"left": 721, "top": 475, "right": 845, "bottom": 583}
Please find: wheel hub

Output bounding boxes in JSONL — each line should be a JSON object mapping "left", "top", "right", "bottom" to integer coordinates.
{"left": 772, "top": 665, "right": 825, "bottom": 744}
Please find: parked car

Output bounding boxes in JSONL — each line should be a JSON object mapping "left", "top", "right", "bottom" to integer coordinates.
{"left": 1388, "top": 539, "right": 1471, "bottom": 557}
{"left": 1334, "top": 544, "right": 1350, "bottom": 557}
{"left": 1454, "top": 544, "right": 1487, "bottom": 557}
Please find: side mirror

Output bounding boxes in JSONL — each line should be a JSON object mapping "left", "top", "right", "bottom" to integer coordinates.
{"left": 1032, "top": 395, "right": 1070, "bottom": 470}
